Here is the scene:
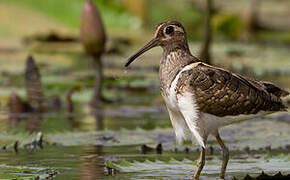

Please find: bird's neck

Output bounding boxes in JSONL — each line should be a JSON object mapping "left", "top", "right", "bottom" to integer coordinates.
{"left": 159, "top": 44, "right": 196, "bottom": 91}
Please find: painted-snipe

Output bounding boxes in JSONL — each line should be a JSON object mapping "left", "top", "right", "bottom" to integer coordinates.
{"left": 125, "top": 21, "right": 289, "bottom": 179}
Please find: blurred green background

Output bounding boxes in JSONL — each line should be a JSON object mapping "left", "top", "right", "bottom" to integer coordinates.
{"left": 2, "top": 0, "right": 290, "bottom": 41}
{"left": 0, "top": 0, "right": 290, "bottom": 179}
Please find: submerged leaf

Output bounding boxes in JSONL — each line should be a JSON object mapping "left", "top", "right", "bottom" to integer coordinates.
{"left": 0, "top": 164, "right": 57, "bottom": 179}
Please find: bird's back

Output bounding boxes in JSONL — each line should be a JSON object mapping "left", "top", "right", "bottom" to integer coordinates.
{"left": 175, "top": 61, "right": 289, "bottom": 117}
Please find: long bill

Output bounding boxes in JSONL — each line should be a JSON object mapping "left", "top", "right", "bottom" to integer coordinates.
{"left": 124, "top": 38, "right": 159, "bottom": 67}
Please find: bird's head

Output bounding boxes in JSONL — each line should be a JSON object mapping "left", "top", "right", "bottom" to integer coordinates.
{"left": 125, "top": 21, "right": 187, "bottom": 67}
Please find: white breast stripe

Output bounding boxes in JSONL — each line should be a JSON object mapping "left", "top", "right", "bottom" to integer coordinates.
{"left": 178, "top": 92, "right": 205, "bottom": 148}
{"left": 167, "top": 62, "right": 206, "bottom": 147}
{"left": 167, "top": 108, "right": 189, "bottom": 144}
{"left": 168, "top": 62, "right": 201, "bottom": 108}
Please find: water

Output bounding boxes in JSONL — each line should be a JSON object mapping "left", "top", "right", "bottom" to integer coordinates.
{"left": 0, "top": 42, "right": 290, "bottom": 179}
{"left": 1, "top": 143, "right": 290, "bottom": 179}
{"left": 0, "top": 145, "right": 102, "bottom": 179}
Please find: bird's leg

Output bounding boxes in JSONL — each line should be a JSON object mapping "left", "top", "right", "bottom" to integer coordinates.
{"left": 216, "top": 133, "right": 229, "bottom": 179}
{"left": 194, "top": 147, "right": 205, "bottom": 180}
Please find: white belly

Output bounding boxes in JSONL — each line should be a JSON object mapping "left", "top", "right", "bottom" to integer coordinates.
{"left": 201, "top": 111, "right": 271, "bottom": 135}
{"left": 162, "top": 87, "right": 271, "bottom": 145}
{"left": 162, "top": 92, "right": 191, "bottom": 143}
{"left": 162, "top": 88, "right": 205, "bottom": 147}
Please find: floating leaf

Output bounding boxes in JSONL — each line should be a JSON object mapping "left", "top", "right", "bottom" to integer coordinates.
{"left": 105, "top": 157, "right": 290, "bottom": 179}
{"left": 0, "top": 164, "right": 57, "bottom": 179}
{"left": 107, "top": 157, "right": 290, "bottom": 179}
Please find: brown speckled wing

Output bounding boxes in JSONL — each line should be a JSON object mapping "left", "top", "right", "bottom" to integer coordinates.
{"left": 176, "top": 63, "right": 288, "bottom": 117}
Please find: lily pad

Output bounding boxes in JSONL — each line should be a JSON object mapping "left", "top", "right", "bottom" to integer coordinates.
{"left": 105, "top": 157, "right": 290, "bottom": 179}
{"left": 0, "top": 164, "right": 57, "bottom": 179}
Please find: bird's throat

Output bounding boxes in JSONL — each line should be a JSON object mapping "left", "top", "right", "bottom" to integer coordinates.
{"left": 159, "top": 48, "right": 195, "bottom": 91}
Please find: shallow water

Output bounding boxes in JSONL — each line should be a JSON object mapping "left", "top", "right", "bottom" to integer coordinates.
{"left": 0, "top": 41, "right": 289, "bottom": 179}
{"left": 1, "top": 143, "right": 290, "bottom": 179}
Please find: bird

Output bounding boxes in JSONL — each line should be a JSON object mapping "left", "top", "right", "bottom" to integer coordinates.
{"left": 124, "top": 21, "right": 289, "bottom": 179}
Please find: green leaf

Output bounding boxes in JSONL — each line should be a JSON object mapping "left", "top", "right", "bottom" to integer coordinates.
{"left": 0, "top": 164, "right": 57, "bottom": 179}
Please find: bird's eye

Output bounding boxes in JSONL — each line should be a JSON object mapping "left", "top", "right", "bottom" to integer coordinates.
{"left": 165, "top": 26, "right": 174, "bottom": 35}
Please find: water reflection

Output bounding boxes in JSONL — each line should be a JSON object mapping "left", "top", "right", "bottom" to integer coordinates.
{"left": 81, "top": 145, "right": 104, "bottom": 180}
{"left": 65, "top": 86, "right": 81, "bottom": 129}
{"left": 91, "top": 104, "right": 104, "bottom": 131}
{"left": 7, "top": 91, "right": 43, "bottom": 133}
{"left": 0, "top": 145, "right": 106, "bottom": 180}
{"left": 6, "top": 100, "right": 106, "bottom": 133}
{"left": 26, "top": 112, "right": 43, "bottom": 133}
